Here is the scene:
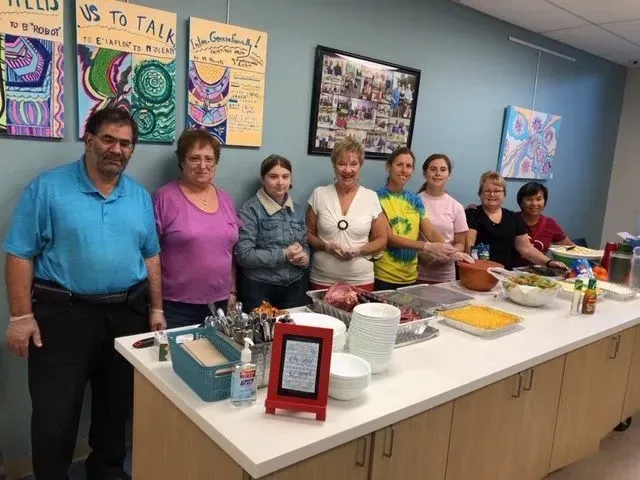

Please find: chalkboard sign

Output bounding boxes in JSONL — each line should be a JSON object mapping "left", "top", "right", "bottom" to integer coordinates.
{"left": 265, "top": 323, "right": 333, "bottom": 421}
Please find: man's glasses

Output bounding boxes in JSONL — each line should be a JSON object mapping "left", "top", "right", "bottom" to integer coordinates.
{"left": 95, "top": 134, "right": 134, "bottom": 151}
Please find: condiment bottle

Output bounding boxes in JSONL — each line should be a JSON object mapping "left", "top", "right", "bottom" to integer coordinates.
{"left": 231, "top": 338, "right": 257, "bottom": 407}
{"left": 581, "top": 278, "right": 597, "bottom": 314}
{"left": 570, "top": 279, "right": 584, "bottom": 316}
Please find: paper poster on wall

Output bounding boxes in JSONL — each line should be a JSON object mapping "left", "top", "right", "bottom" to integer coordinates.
{"left": 0, "top": 0, "right": 64, "bottom": 138}
{"left": 187, "top": 18, "right": 267, "bottom": 147}
{"left": 76, "top": 0, "right": 177, "bottom": 143}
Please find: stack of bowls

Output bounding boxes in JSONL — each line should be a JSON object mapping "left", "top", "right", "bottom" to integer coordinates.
{"left": 347, "top": 303, "right": 401, "bottom": 374}
{"left": 329, "top": 353, "right": 371, "bottom": 400}
{"left": 288, "top": 312, "right": 347, "bottom": 352}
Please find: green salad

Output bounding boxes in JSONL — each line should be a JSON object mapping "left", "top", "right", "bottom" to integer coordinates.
{"left": 509, "top": 273, "right": 557, "bottom": 289}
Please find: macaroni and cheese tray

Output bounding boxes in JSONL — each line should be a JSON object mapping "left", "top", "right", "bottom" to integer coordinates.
{"left": 439, "top": 305, "right": 523, "bottom": 338}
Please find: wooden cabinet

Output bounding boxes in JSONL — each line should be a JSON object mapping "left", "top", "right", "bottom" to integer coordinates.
{"left": 622, "top": 326, "right": 640, "bottom": 420}
{"left": 446, "top": 357, "right": 565, "bottom": 480}
{"left": 370, "top": 402, "right": 453, "bottom": 480}
{"left": 550, "top": 329, "right": 635, "bottom": 472}
{"left": 261, "top": 436, "right": 370, "bottom": 480}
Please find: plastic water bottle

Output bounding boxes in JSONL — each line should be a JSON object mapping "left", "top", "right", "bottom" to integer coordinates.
{"left": 630, "top": 247, "right": 640, "bottom": 290}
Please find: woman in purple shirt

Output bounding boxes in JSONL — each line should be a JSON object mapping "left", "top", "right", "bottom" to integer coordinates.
{"left": 154, "top": 129, "right": 240, "bottom": 328}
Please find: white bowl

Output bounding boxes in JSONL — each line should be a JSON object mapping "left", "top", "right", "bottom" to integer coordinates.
{"left": 329, "top": 384, "right": 367, "bottom": 401}
{"left": 330, "top": 352, "right": 371, "bottom": 379}
{"left": 504, "top": 283, "right": 560, "bottom": 307}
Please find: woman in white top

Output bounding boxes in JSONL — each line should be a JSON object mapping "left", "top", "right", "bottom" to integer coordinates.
{"left": 307, "top": 138, "right": 387, "bottom": 291}
{"left": 417, "top": 154, "right": 469, "bottom": 283}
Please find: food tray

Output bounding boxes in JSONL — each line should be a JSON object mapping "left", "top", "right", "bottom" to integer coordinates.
{"left": 395, "top": 324, "right": 440, "bottom": 348}
{"left": 167, "top": 326, "right": 239, "bottom": 402}
{"left": 213, "top": 330, "right": 272, "bottom": 388}
{"left": 306, "top": 289, "right": 436, "bottom": 345}
{"left": 439, "top": 305, "right": 523, "bottom": 338}
{"left": 397, "top": 284, "right": 474, "bottom": 310}
{"left": 564, "top": 278, "right": 636, "bottom": 301}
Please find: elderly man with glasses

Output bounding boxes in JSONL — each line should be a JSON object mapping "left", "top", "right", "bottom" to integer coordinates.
{"left": 4, "top": 108, "right": 165, "bottom": 480}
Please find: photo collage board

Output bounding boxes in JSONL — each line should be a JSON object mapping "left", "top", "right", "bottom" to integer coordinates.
{"left": 308, "top": 46, "right": 421, "bottom": 160}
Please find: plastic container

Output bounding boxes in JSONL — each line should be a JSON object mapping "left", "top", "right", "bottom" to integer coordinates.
{"left": 609, "top": 248, "right": 632, "bottom": 285}
{"left": 630, "top": 247, "right": 640, "bottom": 290}
{"left": 167, "top": 326, "right": 239, "bottom": 402}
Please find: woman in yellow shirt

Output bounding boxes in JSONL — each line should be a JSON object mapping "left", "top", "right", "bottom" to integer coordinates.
{"left": 374, "top": 148, "right": 470, "bottom": 290}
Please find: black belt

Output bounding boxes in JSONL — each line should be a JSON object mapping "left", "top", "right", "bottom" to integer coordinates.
{"left": 32, "top": 278, "right": 149, "bottom": 306}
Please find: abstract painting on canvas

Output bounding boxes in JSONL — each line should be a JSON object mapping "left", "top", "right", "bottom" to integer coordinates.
{"left": 497, "top": 105, "right": 562, "bottom": 180}
{"left": 0, "top": 34, "right": 64, "bottom": 138}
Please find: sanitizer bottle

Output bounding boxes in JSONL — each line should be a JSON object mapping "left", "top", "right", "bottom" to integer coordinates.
{"left": 230, "top": 338, "right": 257, "bottom": 407}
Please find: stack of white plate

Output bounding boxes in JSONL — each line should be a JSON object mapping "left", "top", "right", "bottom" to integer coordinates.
{"left": 288, "top": 312, "right": 347, "bottom": 352}
{"left": 347, "top": 303, "right": 401, "bottom": 374}
{"left": 329, "top": 352, "right": 371, "bottom": 400}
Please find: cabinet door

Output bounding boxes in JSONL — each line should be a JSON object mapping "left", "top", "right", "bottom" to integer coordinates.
{"left": 508, "top": 356, "right": 565, "bottom": 480}
{"left": 370, "top": 402, "right": 453, "bottom": 480}
{"left": 446, "top": 373, "right": 524, "bottom": 480}
{"left": 550, "top": 329, "right": 635, "bottom": 471}
{"left": 261, "top": 435, "right": 371, "bottom": 480}
{"left": 622, "top": 326, "right": 640, "bottom": 420}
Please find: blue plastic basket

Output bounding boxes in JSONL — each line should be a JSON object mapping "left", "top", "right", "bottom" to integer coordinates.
{"left": 167, "top": 326, "right": 240, "bottom": 402}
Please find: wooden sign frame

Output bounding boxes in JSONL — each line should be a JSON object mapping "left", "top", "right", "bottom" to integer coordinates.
{"left": 265, "top": 323, "right": 333, "bottom": 421}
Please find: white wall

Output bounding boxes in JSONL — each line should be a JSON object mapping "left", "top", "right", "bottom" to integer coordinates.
{"left": 602, "top": 70, "right": 640, "bottom": 244}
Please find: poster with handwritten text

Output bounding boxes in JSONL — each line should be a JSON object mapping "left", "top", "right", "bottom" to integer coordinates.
{"left": 0, "top": 0, "right": 65, "bottom": 138}
{"left": 188, "top": 18, "right": 267, "bottom": 147}
{"left": 281, "top": 340, "right": 319, "bottom": 394}
{"left": 76, "top": 0, "right": 176, "bottom": 142}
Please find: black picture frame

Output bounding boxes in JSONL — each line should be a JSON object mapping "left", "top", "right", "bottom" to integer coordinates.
{"left": 308, "top": 45, "right": 421, "bottom": 160}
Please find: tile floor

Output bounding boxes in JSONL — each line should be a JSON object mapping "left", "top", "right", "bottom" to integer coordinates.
{"left": 547, "top": 420, "right": 640, "bottom": 480}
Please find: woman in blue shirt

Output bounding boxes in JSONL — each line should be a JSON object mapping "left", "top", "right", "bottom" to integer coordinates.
{"left": 235, "top": 155, "right": 310, "bottom": 311}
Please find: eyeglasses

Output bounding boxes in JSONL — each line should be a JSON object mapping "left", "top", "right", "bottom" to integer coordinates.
{"left": 186, "top": 157, "right": 216, "bottom": 167}
{"left": 95, "top": 134, "right": 134, "bottom": 151}
{"left": 482, "top": 189, "right": 504, "bottom": 196}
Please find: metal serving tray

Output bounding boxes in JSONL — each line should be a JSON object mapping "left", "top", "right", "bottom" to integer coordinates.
{"left": 397, "top": 284, "right": 474, "bottom": 310}
{"left": 306, "top": 289, "right": 437, "bottom": 346}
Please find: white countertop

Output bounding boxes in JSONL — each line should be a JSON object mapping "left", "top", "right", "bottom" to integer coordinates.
{"left": 115, "top": 289, "right": 640, "bottom": 479}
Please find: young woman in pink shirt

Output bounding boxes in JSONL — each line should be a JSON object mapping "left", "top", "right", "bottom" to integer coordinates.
{"left": 417, "top": 154, "right": 469, "bottom": 283}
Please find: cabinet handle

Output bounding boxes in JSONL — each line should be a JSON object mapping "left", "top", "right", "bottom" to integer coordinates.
{"left": 383, "top": 425, "right": 396, "bottom": 458}
{"left": 512, "top": 373, "right": 523, "bottom": 398}
{"left": 356, "top": 435, "right": 369, "bottom": 467}
{"left": 609, "top": 335, "right": 621, "bottom": 359}
{"left": 523, "top": 368, "right": 535, "bottom": 392}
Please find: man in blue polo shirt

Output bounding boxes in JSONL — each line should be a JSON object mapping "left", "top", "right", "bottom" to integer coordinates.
{"left": 4, "top": 108, "right": 165, "bottom": 480}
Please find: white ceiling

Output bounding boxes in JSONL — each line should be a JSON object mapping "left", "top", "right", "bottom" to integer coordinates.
{"left": 456, "top": 0, "right": 640, "bottom": 67}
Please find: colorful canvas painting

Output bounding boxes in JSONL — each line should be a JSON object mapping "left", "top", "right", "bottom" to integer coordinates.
{"left": 0, "top": 34, "right": 64, "bottom": 138}
{"left": 497, "top": 105, "right": 562, "bottom": 180}
{"left": 77, "top": 45, "right": 175, "bottom": 143}
{"left": 75, "top": 0, "right": 177, "bottom": 142}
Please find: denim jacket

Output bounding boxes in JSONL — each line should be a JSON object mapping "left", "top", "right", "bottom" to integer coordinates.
{"left": 235, "top": 189, "right": 309, "bottom": 286}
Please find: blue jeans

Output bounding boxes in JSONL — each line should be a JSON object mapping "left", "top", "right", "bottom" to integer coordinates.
{"left": 239, "top": 275, "right": 309, "bottom": 312}
{"left": 163, "top": 299, "right": 228, "bottom": 330}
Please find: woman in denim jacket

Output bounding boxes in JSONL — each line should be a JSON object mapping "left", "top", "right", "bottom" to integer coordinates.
{"left": 235, "top": 155, "right": 310, "bottom": 311}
